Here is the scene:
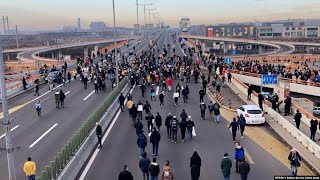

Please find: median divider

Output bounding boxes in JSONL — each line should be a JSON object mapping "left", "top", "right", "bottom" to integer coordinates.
{"left": 36, "top": 70, "right": 133, "bottom": 180}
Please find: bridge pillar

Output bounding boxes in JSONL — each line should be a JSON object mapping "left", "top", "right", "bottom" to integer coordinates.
{"left": 259, "top": 45, "right": 264, "bottom": 54}
{"left": 52, "top": 51, "right": 54, "bottom": 59}
{"left": 223, "top": 42, "right": 229, "bottom": 54}
{"left": 83, "top": 47, "right": 89, "bottom": 57}
{"left": 94, "top": 45, "right": 99, "bottom": 54}
{"left": 6, "top": 54, "right": 10, "bottom": 61}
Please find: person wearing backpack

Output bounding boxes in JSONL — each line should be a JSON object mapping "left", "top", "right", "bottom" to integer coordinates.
{"left": 161, "top": 160, "right": 174, "bottom": 180}
{"left": 239, "top": 157, "right": 250, "bottom": 180}
{"left": 208, "top": 101, "right": 214, "bottom": 120}
{"left": 179, "top": 119, "right": 188, "bottom": 142}
{"left": 170, "top": 116, "right": 179, "bottom": 143}
{"left": 234, "top": 142, "right": 245, "bottom": 173}
{"left": 200, "top": 102, "right": 207, "bottom": 120}
{"left": 139, "top": 152, "right": 151, "bottom": 180}
{"left": 186, "top": 116, "right": 195, "bottom": 141}
{"left": 137, "top": 132, "right": 148, "bottom": 157}
{"left": 238, "top": 114, "right": 246, "bottom": 139}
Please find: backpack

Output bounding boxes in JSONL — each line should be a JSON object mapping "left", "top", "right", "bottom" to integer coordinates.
{"left": 208, "top": 105, "right": 214, "bottom": 111}
{"left": 163, "top": 169, "right": 172, "bottom": 178}
{"left": 171, "top": 120, "right": 178, "bottom": 130}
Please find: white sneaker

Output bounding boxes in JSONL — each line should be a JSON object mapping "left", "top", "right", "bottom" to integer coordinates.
{"left": 241, "top": 136, "right": 244, "bottom": 139}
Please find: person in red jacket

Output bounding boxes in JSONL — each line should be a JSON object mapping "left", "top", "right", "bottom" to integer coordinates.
{"left": 167, "top": 77, "right": 173, "bottom": 92}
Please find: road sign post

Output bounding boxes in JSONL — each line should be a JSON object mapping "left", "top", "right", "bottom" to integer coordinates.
{"left": 225, "top": 57, "right": 231, "bottom": 73}
{"left": 261, "top": 74, "right": 278, "bottom": 92}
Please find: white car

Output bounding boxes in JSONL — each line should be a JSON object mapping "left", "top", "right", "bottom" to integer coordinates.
{"left": 237, "top": 105, "right": 265, "bottom": 125}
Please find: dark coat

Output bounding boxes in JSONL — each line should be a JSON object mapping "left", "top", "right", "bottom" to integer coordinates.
{"left": 118, "top": 95, "right": 125, "bottom": 105}
{"left": 134, "top": 121, "right": 143, "bottom": 135}
{"left": 131, "top": 106, "right": 138, "bottom": 118}
{"left": 96, "top": 125, "right": 102, "bottom": 136}
{"left": 150, "top": 130, "right": 161, "bottom": 144}
{"left": 137, "top": 134, "right": 147, "bottom": 148}
{"left": 239, "top": 160, "right": 250, "bottom": 175}
{"left": 139, "top": 157, "right": 151, "bottom": 173}
{"left": 179, "top": 120, "right": 188, "bottom": 131}
{"left": 118, "top": 170, "right": 133, "bottom": 180}
{"left": 149, "top": 162, "right": 160, "bottom": 176}
{"left": 190, "top": 152, "right": 201, "bottom": 179}
{"left": 221, "top": 157, "right": 232, "bottom": 177}
{"left": 180, "top": 111, "right": 188, "bottom": 121}
{"left": 155, "top": 114, "right": 162, "bottom": 127}
{"left": 165, "top": 115, "right": 173, "bottom": 127}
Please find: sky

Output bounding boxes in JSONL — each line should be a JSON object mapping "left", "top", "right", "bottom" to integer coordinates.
{"left": 1, "top": 0, "right": 320, "bottom": 31}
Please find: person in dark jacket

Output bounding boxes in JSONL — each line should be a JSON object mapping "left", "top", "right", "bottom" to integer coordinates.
{"left": 182, "top": 87, "right": 189, "bottom": 103}
{"left": 59, "top": 90, "right": 65, "bottom": 108}
{"left": 221, "top": 153, "right": 232, "bottom": 180}
{"left": 135, "top": 120, "right": 144, "bottom": 136}
{"left": 247, "top": 85, "right": 253, "bottom": 100}
{"left": 34, "top": 83, "right": 40, "bottom": 96}
{"left": 150, "top": 127, "right": 161, "bottom": 157}
{"left": 180, "top": 109, "right": 188, "bottom": 121}
{"left": 284, "top": 96, "right": 292, "bottom": 116}
{"left": 139, "top": 152, "right": 150, "bottom": 180}
{"left": 159, "top": 91, "right": 165, "bottom": 107}
{"left": 310, "top": 118, "right": 318, "bottom": 141}
{"left": 190, "top": 151, "right": 201, "bottom": 180}
{"left": 137, "top": 132, "right": 147, "bottom": 157}
{"left": 118, "top": 93, "right": 125, "bottom": 112}
{"left": 239, "top": 157, "right": 250, "bottom": 180}
{"left": 229, "top": 118, "right": 239, "bottom": 143}
{"left": 146, "top": 112, "right": 154, "bottom": 133}
{"left": 238, "top": 114, "right": 246, "bottom": 139}
{"left": 155, "top": 112, "right": 162, "bottom": 131}
{"left": 131, "top": 104, "right": 138, "bottom": 125}
{"left": 118, "top": 165, "right": 133, "bottom": 180}
{"left": 213, "top": 102, "right": 220, "bottom": 123}
{"left": 165, "top": 113, "right": 173, "bottom": 138}
{"left": 95, "top": 122, "right": 103, "bottom": 149}
{"left": 234, "top": 142, "right": 245, "bottom": 173}
{"left": 149, "top": 158, "right": 160, "bottom": 180}
{"left": 294, "top": 110, "right": 302, "bottom": 129}
{"left": 22, "top": 76, "right": 27, "bottom": 90}
{"left": 199, "top": 102, "right": 207, "bottom": 120}
{"left": 199, "top": 88, "right": 205, "bottom": 103}
{"left": 141, "top": 83, "right": 146, "bottom": 97}
{"left": 186, "top": 116, "right": 195, "bottom": 141}
{"left": 288, "top": 148, "right": 301, "bottom": 176}
{"left": 179, "top": 119, "right": 187, "bottom": 142}
{"left": 144, "top": 101, "right": 152, "bottom": 114}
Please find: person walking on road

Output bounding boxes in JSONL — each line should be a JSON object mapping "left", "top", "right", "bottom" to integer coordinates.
{"left": 229, "top": 118, "right": 239, "bottom": 142}
{"left": 144, "top": 101, "right": 152, "bottom": 115}
{"left": 165, "top": 113, "right": 173, "bottom": 138}
{"left": 310, "top": 118, "right": 318, "bottom": 141}
{"left": 159, "top": 91, "right": 165, "bottom": 107}
{"left": 288, "top": 148, "right": 301, "bottom": 176}
{"left": 23, "top": 157, "right": 36, "bottom": 180}
{"left": 59, "top": 90, "right": 66, "bottom": 108}
{"left": 139, "top": 152, "right": 151, "bottom": 180}
{"left": 202, "top": 79, "right": 207, "bottom": 93}
{"left": 118, "top": 165, "right": 134, "bottom": 180}
{"left": 131, "top": 104, "right": 138, "bottom": 125}
{"left": 239, "top": 157, "right": 250, "bottom": 180}
{"left": 234, "top": 142, "right": 245, "bottom": 173}
{"left": 182, "top": 86, "right": 189, "bottom": 103}
{"left": 55, "top": 90, "right": 60, "bottom": 108}
{"left": 294, "top": 110, "right": 302, "bottom": 129}
{"left": 35, "top": 100, "right": 42, "bottom": 116}
{"left": 149, "top": 158, "right": 160, "bottom": 180}
{"left": 162, "top": 79, "right": 167, "bottom": 91}
{"left": 34, "top": 83, "right": 40, "bottom": 96}
{"left": 179, "top": 119, "right": 187, "bottom": 142}
{"left": 137, "top": 101, "right": 144, "bottom": 120}
{"left": 166, "top": 77, "right": 172, "bottom": 92}
{"left": 170, "top": 116, "right": 179, "bottom": 143}
{"left": 141, "top": 83, "right": 146, "bottom": 97}
{"left": 208, "top": 101, "right": 214, "bottom": 120}
{"left": 135, "top": 120, "right": 144, "bottom": 136}
{"left": 200, "top": 102, "right": 207, "bottom": 120}
{"left": 146, "top": 112, "right": 155, "bottom": 133}
{"left": 127, "top": 99, "right": 134, "bottom": 117}
{"left": 180, "top": 109, "right": 188, "bottom": 121}
{"left": 155, "top": 112, "right": 162, "bottom": 131}
{"left": 22, "top": 76, "right": 27, "bottom": 90}
{"left": 173, "top": 91, "right": 179, "bottom": 106}
{"left": 221, "top": 153, "right": 232, "bottom": 180}
{"left": 150, "top": 127, "right": 161, "bottom": 157}
{"left": 190, "top": 151, "right": 202, "bottom": 180}
{"left": 247, "top": 85, "right": 253, "bottom": 100}
{"left": 151, "top": 87, "right": 156, "bottom": 101}
{"left": 137, "top": 131, "right": 148, "bottom": 157}
{"left": 238, "top": 114, "right": 246, "bottom": 138}
{"left": 186, "top": 116, "right": 195, "bottom": 141}
{"left": 96, "top": 122, "right": 103, "bottom": 149}
{"left": 162, "top": 160, "right": 174, "bottom": 180}
{"left": 199, "top": 88, "right": 205, "bottom": 103}
{"left": 118, "top": 93, "right": 125, "bottom": 112}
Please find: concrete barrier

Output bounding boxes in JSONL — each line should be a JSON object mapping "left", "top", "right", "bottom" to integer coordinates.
{"left": 56, "top": 83, "right": 131, "bottom": 180}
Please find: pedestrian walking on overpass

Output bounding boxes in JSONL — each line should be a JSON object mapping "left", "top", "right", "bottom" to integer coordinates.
{"left": 199, "top": 88, "right": 205, "bottom": 103}
{"left": 208, "top": 101, "right": 214, "bottom": 120}
{"left": 22, "top": 76, "right": 28, "bottom": 90}
{"left": 221, "top": 153, "right": 232, "bottom": 180}
{"left": 294, "top": 110, "right": 302, "bottom": 129}
{"left": 131, "top": 104, "right": 138, "bottom": 125}
{"left": 55, "top": 90, "right": 60, "bottom": 108}
{"left": 229, "top": 118, "right": 239, "bottom": 143}
{"left": 155, "top": 112, "right": 162, "bottom": 131}
{"left": 186, "top": 116, "right": 195, "bottom": 141}
{"left": 165, "top": 113, "right": 173, "bottom": 138}
{"left": 118, "top": 165, "right": 133, "bottom": 180}
{"left": 284, "top": 96, "right": 292, "bottom": 116}
{"left": 59, "top": 90, "right": 66, "bottom": 108}
{"left": 139, "top": 152, "right": 151, "bottom": 180}
{"left": 170, "top": 116, "right": 179, "bottom": 143}
{"left": 96, "top": 122, "right": 103, "bottom": 149}
{"left": 23, "top": 157, "right": 36, "bottom": 180}
{"left": 190, "top": 151, "right": 202, "bottom": 180}
{"left": 173, "top": 91, "right": 179, "bottom": 106}
{"left": 310, "top": 118, "right": 318, "bottom": 141}
{"left": 159, "top": 91, "right": 165, "bottom": 107}
{"left": 149, "top": 158, "right": 160, "bottom": 180}
{"left": 213, "top": 102, "right": 221, "bottom": 123}
{"left": 234, "top": 142, "right": 245, "bottom": 173}
{"left": 151, "top": 87, "right": 156, "bottom": 101}
{"left": 200, "top": 102, "right": 207, "bottom": 120}
{"left": 161, "top": 160, "right": 174, "bottom": 180}
{"left": 150, "top": 127, "right": 161, "bottom": 157}
{"left": 288, "top": 148, "right": 301, "bottom": 176}
{"left": 35, "top": 100, "right": 42, "bottom": 117}
{"left": 238, "top": 114, "right": 246, "bottom": 138}
{"left": 34, "top": 83, "right": 39, "bottom": 96}
{"left": 127, "top": 99, "right": 134, "bottom": 117}
{"left": 239, "top": 157, "right": 250, "bottom": 180}
{"left": 118, "top": 93, "right": 125, "bottom": 112}
{"left": 137, "top": 101, "right": 144, "bottom": 120}
{"left": 137, "top": 131, "right": 148, "bottom": 157}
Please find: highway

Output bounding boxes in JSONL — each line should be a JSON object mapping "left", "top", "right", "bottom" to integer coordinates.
{"left": 0, "top": 32, "right": 161, "bottom": 179}
{"left": 77, "top": 30, "right": 314, "bottom": 180}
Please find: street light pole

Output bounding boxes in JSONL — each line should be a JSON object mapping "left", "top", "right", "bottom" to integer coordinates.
{"left": 112, "top": 0, "right": 119, "bottom": 86}
{"left": 0, "top": 43, "right": 17, "bottom": 180}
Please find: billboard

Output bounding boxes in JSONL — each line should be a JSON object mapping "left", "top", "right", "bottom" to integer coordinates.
{"left": 179, "top": 18, "right": 190, "bottom": 32}
{"left": 207, "top": 28, "right": 214, "bottom": 37}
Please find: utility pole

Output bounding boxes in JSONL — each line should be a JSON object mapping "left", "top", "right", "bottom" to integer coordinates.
{"left": 15, "top": 25, "right": 19, "bottom": 48}
{"left": 146, "top": 9, "right": 156, "bottom": 24}
{"left": 112, "top": 0, "right": 119, "bottom": 86}
{"left": 2, "top": 16, "right": 6, "bottom": 34}
{"left": 0, "top": 44, "right": 17, "bottom": 180}
{"left": 6, "top": 16, "right": 9, "bottom": 33}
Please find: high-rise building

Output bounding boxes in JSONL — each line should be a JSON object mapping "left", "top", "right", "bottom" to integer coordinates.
{"left": 90, "top": 22, "right": 107, "bottom": 31}
{"left": 77, "top": 18, "right": 81, "bottom": 32}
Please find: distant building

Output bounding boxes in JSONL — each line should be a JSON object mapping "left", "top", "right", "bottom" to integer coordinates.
{"left": 206, "top": 23, "right": 256, "bottom": 38}
{"left": 90, "top": 22, "right": 107, "bottom": 31}
{"left": 62, "top": 26, "right": 77, "bottom": 32}
{"left": 77, "top": 18, "right": 81, "bottom": 32}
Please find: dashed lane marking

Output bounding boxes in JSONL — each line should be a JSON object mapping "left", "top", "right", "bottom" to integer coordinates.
{"left": 29, "top": 123, "right": 58, "bottom": 148}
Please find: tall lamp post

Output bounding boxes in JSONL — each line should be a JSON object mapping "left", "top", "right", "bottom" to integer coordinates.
{"left": 112, "top": 0, "right": 119, "bottom": 86}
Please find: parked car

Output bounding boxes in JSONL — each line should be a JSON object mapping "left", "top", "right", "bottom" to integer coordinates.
{"left": 45, "top": 71, "right": 59, "bottom": 83}
{"left": 313, "top": 107, "right": 320, "bottom": 118}
{"left": 237, "top": 105, "right": 266, "bottom": 125}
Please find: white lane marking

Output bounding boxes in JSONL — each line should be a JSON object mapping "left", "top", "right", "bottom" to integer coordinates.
{"left": 79, "top": 87, "right": 134, "bottom": 180}
{"left": 31, "top": 83, "right": 64, "bottom": 102}
{"left": 65, "top": 91, "right": 70, "bottom": 95}
{"left": 192, "top": 127, "right": 197, "bottom": 136}
{"left": 156, "top": 86, "right": 159, "bottom": 96}
{"left": 83, "top": 90, "right": 95, "bottom": 101}
{"left": 29, "top": 123, "right": 58, "bottom": 148}
{"left": 0, "top": 125, "right": 20, "bottom": 140}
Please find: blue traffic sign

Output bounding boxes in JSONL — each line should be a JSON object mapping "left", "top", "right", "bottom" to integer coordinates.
{"left": 261, "top": 74, "right": 278, "bottom": 85}
{"left": 225, "top": 57, "right": 231, "bottom": 64}
{"left": 232, "top": 50, "right": 237, "bottom": 56}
